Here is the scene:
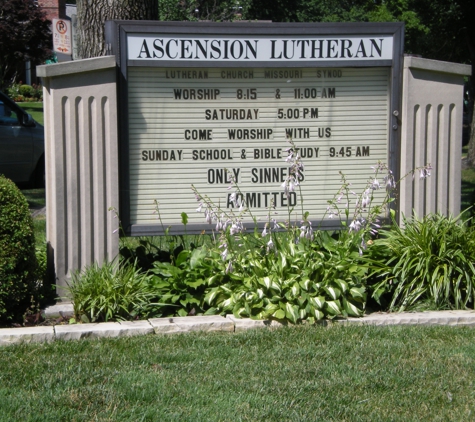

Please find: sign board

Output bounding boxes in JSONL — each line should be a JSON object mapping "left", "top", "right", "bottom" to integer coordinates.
{"left": 53, "top": 18, "right": 72, "bottom": 55}
{"left": 105, "top": 22, "right": 404, "bottom": 235}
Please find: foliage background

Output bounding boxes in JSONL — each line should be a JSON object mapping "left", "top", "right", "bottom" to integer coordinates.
{"left": 0, "top": 0, "right": 52, "bottom": 90}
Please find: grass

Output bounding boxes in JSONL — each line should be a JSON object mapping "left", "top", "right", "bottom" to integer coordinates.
{"left": 21, "top": 188, "right": 45, "bottom": 209}
{"left": 17, "top": 102, "right": 44, "bottom": 125}
{"left": 32, "top": 217, "right": 46, "bottom": 246}
{"left": 21, "top": 188, "right": 46, "bottom": 246}
{"left": 5, "top": 108, "right": 475, "bottom": 419}
{"left": 0, "top": 324, "right": 474, "bottom": 421}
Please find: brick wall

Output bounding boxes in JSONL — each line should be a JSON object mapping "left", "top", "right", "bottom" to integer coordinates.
{"left": 38, "top": 0, "right": 67, "bottom": 21}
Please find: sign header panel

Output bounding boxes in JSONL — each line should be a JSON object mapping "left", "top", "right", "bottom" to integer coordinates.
{"left": 128, "top": 34, "right": 394, "bottom": 62}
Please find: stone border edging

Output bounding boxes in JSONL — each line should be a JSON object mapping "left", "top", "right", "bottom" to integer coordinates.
{"left": 1, "top": 310, "right": 475, "bottom": 347}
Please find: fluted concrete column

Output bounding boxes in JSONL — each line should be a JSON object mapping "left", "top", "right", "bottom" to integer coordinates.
{"left": 399, "top": 57, "right": 471, "bottom": 221}
{"left": 37, "top": 56, "right": 119, "bottom": 297}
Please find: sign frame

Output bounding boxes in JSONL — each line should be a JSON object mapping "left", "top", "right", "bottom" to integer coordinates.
{"left": 105, "top": 21, "right": 404, "bottom": 236}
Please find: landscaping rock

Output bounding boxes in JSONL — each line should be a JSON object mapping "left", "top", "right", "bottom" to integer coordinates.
{"left": 148, "top": 318, "right": 183, "bottom": 334}
{"left": 1, "top": 310, "right": 475, "bottom": 347}
{"left": 150, "top": 315, "right": 234, "bottom": 334}
{"left": 54, "top": 321, "right": 154, "bottom": 341}
{"left": 118, "top": 320, "right": 155, "bottom": 335}
{"left": 343, "top": 310, "right": 475, "bottom": 326}
{"left": 226, "top": 314, "right": 284, "bottom": 331}
{"left": 43, "top": 303, "right": 74, "bottom": 319}
{"left": 0, "top": 326, "right": 55, "bottom": 346}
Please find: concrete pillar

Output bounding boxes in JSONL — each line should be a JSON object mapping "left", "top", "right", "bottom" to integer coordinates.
{"left": 37, "top": 56, "right": 119, "bottom": 297}
{"left": 399, "top": 57, "right": 471, "bottom": 221}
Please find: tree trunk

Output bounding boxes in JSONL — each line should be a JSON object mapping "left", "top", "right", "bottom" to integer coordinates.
{"left": 467, "top": 112, "right": 475, "bottom": 166}
{"left": 464, "top": 29, "right": 475, "bottom": 167}
{"left": 76, "top": 0, "right": 158, "bottom": 59}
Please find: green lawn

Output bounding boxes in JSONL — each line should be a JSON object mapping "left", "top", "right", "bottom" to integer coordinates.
{"left": 0, "top": 324, "right": 474, "bottom": 421}
{"left": 462, "top": 167, "right": 475, "bottom": 214}
{"left": 17, "top": 102, "right": 44, "bottom": 125}
{"left": 21, "top": 188, "right": 45, "bottom": 209}
{"left": 21, "top": 188, "right": 46, "bottom": 246}
{"left": 8, "top": 105, "right": 475, "bottom": 420}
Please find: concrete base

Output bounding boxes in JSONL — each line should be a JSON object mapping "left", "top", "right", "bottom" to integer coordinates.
{"left": 226, "top": 314, "right": 285, "bottom": 331}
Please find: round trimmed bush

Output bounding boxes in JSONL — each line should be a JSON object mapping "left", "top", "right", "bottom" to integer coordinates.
{"left": 0, "top": 175, "right": 38, "bottom": 323}
{"left": 19, "top": 84, "right": 34, "bottom": 98}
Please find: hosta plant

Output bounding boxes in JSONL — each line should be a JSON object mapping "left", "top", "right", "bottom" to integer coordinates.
{"left": 149, "top": 245, "right": 225, "bottom": 317}
{"left": 190, "top": 140, "right": 431, "bottom": 323}
{"left": 204, "top": 230, "right": 367, "bottom": 323}
{"left": 109, "top": 138, "right": 432, "bottom": 323}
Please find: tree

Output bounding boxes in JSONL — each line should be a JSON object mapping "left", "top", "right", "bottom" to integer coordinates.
{"left": 75, "top": 0, "right": 475, "bottom": 162}
{"left": 76, "top": 0, "right": 158, "bottom": 59}
{"left": 158, "top": 0, "right": 252, "bottom": 22}
{"left": 244, "top": 0, "right": 299, "bottom": 22}
{"left": 247, "top": 0, "right": 475, "bottom": 165}
{"left": 0, "top": 0, "right": 52, "bottom": 90}
{"left": 390, "top": 0, "right": 474, "bottom": 164}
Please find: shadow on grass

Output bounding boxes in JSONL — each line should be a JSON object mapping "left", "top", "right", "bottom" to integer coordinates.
{"left": 21, "top": 188, "right": 46, "bottom": 210}
{"left": 18, "top": 103, "right": 43, "bottom": 113}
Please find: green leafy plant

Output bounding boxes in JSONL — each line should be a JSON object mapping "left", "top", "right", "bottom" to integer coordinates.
{"left": 191, "top": 142, "right": 407, "bottom": 322}
{"left": 19, "top": 84, "right": 34, "bottom": 97}
{"left": 204, "top": 229, "right": 367, "bottom": 323}
{"left": 7, "top": 83, "right": 43, "bottom": 102}
{"left": 120, "top": 237, "right": 178, "bottom": 272}
{"left": 0, "top": 175, "right": 38, "bottom": 323}
{"left": 118, "top": 203, "right": 210, "bottom": 273}
{"left": 68, "top": 260, "right": 167, "bottom": 322}
{"left": 92, "top": 140, "right": 433, "bottom": 323}
{"left": 28, "top": 243, "right": 56, "bottom": 310}
{"left": 150, "top": 245, "right": 224, "bottom": 317}
{"left": 366, "top": 213, "right": 475, "bottom": 311}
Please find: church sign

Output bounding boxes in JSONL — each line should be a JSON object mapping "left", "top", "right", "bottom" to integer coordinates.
{"left": 105, "top": 22, "right": 404, "bottom": 235}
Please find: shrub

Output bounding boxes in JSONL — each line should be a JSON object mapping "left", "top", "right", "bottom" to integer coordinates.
{"left": 366, "top": 213, "right": 475, "bottom": 311}
{"left": 91, "top": 141, "right": 432, "bottom": 323}
{"left": 5, "top": 83, "right": 43, "bottom": 102}
{"left": 32, "top": 84, "right": 43, "bottom": 100}
{"left": 6, "top": 83, "right": 20, "bottom": 98}
{"left": 68, "top": 260, "right": 168, "bottom": 322}
{"left": 150, "top": 245, "right": 219, "bottom": 317}
{"left": 30, "top": 244, "right": 56, "bottom": 310}
{"left": 0, "top": 176, "right": 38, "bottom": 323}
{"left": 143, "top": 144, "right": 430, "bottom": 323}
{"left": 19, "top": 84, "right": 34, "bottom": 98}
